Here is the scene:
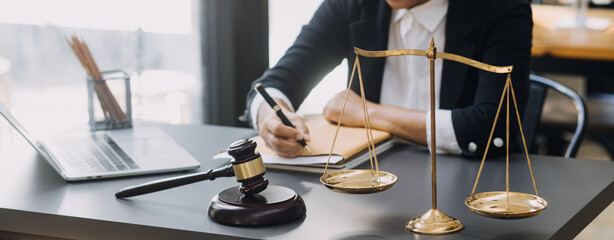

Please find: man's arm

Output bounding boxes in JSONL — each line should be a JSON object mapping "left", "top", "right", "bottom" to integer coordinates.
{"left": 323, "top": 90, "right": 427, "bottom": 144}
{"left": 450, "top": 0, "right": 533, "bottom": 156}
{"left": 243, "top": 0, "right": 354, "bottom": 128}
{"left": 243, "top": 0, "right": 356, "bottom": 156}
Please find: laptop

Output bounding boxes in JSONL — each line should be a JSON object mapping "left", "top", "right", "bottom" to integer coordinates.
{"left": 0, "top": 101, "right": 200, "bottom": 181}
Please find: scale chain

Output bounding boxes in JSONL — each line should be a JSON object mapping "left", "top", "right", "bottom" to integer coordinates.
{"left": 355, "top": 56, "right": 381, "bottom": 176}
{"left": 322, "top": 57, "right": 359, "bottom": 175}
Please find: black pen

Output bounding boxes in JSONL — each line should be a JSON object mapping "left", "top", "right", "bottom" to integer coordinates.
{"left": 254, "top": 83, "right": 313, "bottom": 155}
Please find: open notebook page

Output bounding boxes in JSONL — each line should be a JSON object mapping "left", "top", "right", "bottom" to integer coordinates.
{"left": 252, "top": 116, "right": 391, "bottom": 166}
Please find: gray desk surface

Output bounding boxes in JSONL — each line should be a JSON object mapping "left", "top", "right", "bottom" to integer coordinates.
{"left": 0, "top": 123, "right": 613, "bottom": 240}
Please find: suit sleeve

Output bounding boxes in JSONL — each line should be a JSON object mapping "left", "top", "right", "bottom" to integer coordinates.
{"left": 243, "top": 0, "right": 353, "bottom": 126}
{"left": 452, "top": 1, "right": 533, "bottom": 157}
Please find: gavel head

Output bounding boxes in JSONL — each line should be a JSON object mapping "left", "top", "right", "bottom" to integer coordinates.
{"left": 227, "top": 139, "right": 269, "bottom": 195}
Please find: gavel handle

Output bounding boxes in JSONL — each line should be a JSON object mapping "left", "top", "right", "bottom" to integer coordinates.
{"left": 115, "top": 165, "right": 234, "bottom": 198}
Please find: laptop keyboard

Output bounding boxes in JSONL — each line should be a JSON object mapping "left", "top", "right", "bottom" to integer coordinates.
{"left": 50, "top": 135, "right": 139, "bottom": 173}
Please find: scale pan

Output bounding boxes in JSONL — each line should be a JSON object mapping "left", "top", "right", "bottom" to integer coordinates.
{"left": 465, "top": 191, "right": 547, "bottom": 219}
{"left": 320, "top": 169, "right": 397, "bottom": 194}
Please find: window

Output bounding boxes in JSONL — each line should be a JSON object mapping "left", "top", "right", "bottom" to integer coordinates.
{"left": 0, "top": 0, "right": 202, "bottom": 144}
{"left": 0, "top": 0, "right": 201, "bottom": 145}
{"left": 268, "top": 0, "right": 347, "bottom": 116}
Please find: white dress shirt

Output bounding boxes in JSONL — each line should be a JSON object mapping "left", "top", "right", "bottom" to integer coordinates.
{"left": 381, "top": 0, "right": 461, "bottom": 154}
{"left": 250, "top": 0, "right": 461, "bottom": 154}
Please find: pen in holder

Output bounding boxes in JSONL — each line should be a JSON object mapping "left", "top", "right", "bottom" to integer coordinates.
{"left": 87, "top": 70, "right": 133, "bottom": 131}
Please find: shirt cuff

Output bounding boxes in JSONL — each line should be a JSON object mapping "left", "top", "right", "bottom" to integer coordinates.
{"left": 425, "top": 109, "right": 462, "bottom": 155}
{"left": 249, "top": 87, "right": 295, "bottom": 130}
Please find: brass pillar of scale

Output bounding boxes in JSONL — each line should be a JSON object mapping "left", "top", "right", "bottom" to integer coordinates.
{"left": 405, "top": 40, "right": 463, "bottom": 234}
{"left": 319, "top": 38, "right": 547, "bottom": 235}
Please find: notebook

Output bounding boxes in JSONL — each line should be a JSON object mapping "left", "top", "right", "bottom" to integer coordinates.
{"left": 214, "top": 116, "right": 394, "bottom": 173}
{"left": 0, "top": 101, "right": 200, "bottom": 181}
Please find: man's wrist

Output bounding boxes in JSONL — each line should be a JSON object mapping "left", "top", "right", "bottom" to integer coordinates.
{"left": 249, "top": 87, "right": 294, "bottom": 130}
{"left": 256, "top": 103, "right": 270, "bottom": 131}
{"left": 256, "top": 98, "right": 293, "bottom": 131}
{"left": 367, "top": 103, "right": 390, "bottom": 132}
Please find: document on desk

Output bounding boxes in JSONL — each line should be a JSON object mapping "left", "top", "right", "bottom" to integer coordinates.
{"left": 214, "top": 116, "right": 394, "bottom": 172}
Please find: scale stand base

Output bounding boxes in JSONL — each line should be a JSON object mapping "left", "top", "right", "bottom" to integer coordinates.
{"left": 406, "top": 209, "right": 463, "bottom": 234}
{"left": 208, "top": 185, "right": 306, "bottom": 226}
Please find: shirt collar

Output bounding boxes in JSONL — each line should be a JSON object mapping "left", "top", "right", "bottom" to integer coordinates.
{"left": 391, "top": 8, "right": 408, "bottom": 24}
{"left": 391, "top": 0, "right": 449, "bottom": 33}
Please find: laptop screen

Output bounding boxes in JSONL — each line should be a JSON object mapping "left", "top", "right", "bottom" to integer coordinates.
{"left": 0, "top": 101, "right": 52, "bottom": 159}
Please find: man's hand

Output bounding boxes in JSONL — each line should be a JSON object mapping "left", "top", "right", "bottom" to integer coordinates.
{"left": 323, "top": 90, "right": 376, "bottom": 127}
{"left": 257, "top": 99, "right": 310, "bottom": 158}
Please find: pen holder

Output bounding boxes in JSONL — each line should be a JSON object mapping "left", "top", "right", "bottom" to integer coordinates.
{"left": 87, "top": 70, "right": 133, "bottom": 131}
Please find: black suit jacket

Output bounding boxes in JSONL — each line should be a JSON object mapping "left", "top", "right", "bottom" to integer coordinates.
{"left": 246, "top": 0, "right": 533, "bottom": 157}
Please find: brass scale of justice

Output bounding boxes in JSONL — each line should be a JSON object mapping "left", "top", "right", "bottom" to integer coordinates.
{"left": 318, "top": 38, "right": 548, "bottom": 234}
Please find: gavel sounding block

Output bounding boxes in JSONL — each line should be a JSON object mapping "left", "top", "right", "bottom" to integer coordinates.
{"left": 208, "top": 185, "right": 306, "bottom": 226}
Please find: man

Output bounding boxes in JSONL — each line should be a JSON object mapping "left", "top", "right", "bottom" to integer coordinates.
{"left": 245, "top": 0, "right": 533, "bottom": 158}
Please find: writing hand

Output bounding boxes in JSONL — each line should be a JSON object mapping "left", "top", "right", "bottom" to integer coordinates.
{"left": 257, "top": 99, "right": 310, "bottom": 158}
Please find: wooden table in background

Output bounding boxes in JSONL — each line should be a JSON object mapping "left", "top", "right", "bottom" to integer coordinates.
{"left": 531, "top": 4, "right": 614, "bottom": 76}
{"left": 531, "top": 4, "right": 614, "bottom": 159}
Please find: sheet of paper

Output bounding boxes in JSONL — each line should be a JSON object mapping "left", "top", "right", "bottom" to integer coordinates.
{"left": 212, "top": 151, "right": 344, "bottom": 165}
